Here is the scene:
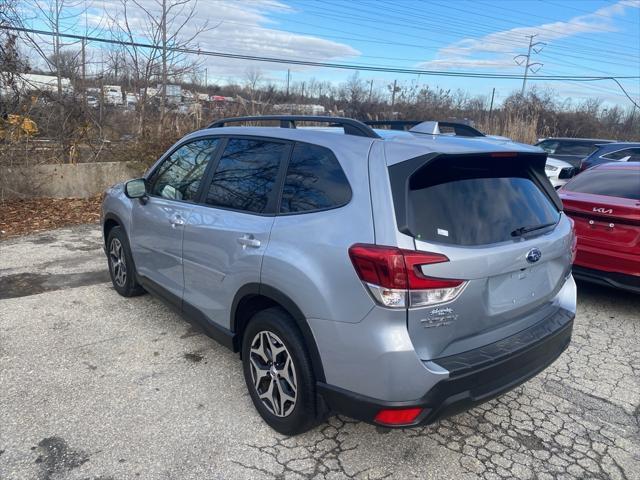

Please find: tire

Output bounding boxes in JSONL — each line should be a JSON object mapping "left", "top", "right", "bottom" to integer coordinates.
{"left": 106, "top": 226, "right": 145, "bottom": 297}
{"left": 242, "top": 307, "right": 320, "bottom": 435}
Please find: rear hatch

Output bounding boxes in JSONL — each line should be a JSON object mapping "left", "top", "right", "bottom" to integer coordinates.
{"left": 388, "top": 152, "right": 574, "bottom": 360}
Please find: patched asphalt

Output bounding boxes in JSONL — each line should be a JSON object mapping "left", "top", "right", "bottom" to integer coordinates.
{"left": 0, "top": 225, "right": 638, "bottom": 480}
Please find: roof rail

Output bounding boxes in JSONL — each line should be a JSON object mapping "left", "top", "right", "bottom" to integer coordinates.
{"left": 363, "top": 120, "right": 485, "bottom": 137}
{"left": 208, "top": 115, "right": 381, "bottom": 138}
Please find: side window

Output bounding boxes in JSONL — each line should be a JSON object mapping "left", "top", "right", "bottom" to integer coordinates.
{"left": 555, "top": 141, "right": 596, "bottom": 156}
{"left": 280, "top": 143, "right": 352, "bottom": 213}
{"left": 537, "top": 140, "right": 558, "bottom": 154}
{"left": 149, "top": 138, "right": 219, "bottom": 201}
{"left": 603, "top": 148, "right": 640, "bottom": 161}
{"left": 204, "top": 138, "right": 285, "bottom": 213}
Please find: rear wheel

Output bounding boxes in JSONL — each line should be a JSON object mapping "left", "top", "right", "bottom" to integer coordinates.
{"left": 242, "top": 307, "right": 319, "bottom": 435}
{"left": 106, "top": 226, "right": 145, "bottom": 297}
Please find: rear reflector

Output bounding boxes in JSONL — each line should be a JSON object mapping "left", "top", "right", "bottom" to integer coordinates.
{"left": 349, "top": 244, "right": 466, "bottom": 308}
{"left": 374, "top": 407, "right": 423, "bottom": 426}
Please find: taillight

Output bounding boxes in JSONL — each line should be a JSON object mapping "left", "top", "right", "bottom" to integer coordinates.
{"left": 349, "top": 244, "right": 466, "bottom": 308}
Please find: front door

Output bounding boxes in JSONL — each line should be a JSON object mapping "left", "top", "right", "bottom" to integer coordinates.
{"left": 182, "top": 137, "right": 289, "bottom": 328}
{"left": 129, "top": 137, "right": 221, "bottom": 299}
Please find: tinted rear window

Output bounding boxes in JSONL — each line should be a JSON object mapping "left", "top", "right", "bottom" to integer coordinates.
{"left": 394, "top": 155, "right": 560, "bottom": 246}
{"left": 564, "top": 169, "right": 640, "bottom": 200}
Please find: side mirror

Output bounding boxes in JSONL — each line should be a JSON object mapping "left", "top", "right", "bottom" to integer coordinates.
{"left": 124, "top": 178, "right": 148, "bottom": 202}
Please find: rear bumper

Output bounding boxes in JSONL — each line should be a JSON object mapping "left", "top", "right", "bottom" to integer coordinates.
{"left": 573, "top": 265, "right": 640, "bottom": 294}
{"left": 318, "top": 307, "right": 574, "bottom": 427}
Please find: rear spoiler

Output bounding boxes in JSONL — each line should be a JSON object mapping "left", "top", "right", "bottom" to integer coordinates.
{"left": 362, "top": 120, "right": 485, "bottom": 137}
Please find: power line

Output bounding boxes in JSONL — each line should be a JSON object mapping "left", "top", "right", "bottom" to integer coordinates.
{"left": 347, "top": 0, "right": 640, "bottom": 59}
{"left": 3, "top": 24, "right": 639, "bottom": 107}
{"left": 6, "top": 25, "right": 638, "bottom": 80}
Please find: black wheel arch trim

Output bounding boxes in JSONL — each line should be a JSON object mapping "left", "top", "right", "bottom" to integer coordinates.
{"left": 231, "top": 283, "right": 326, "bottom": 383}
{"left": 103, "top": 212, "right": 127, "bottom": 245}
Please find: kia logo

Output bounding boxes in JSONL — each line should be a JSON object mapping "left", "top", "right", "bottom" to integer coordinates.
{"left": 593, "top": 207, "right": 613, "bottom": 214}
{"left": 526, "top": 248, "right": 542, "bottom": 264}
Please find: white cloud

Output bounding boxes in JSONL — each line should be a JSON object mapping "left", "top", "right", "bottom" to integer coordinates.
{"left": 419, "top": 0, "right": 640, "bottom": 70}
{"left": 89, "top": 0, "right": 360, "bottom": 78}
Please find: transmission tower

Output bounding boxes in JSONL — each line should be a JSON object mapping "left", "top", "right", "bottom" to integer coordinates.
{"left": 514, "top": 35, "right": 546, "bottom": 95}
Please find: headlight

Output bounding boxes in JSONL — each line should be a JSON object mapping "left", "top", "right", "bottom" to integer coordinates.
{"left": 545, "top": 165, "right": 558, "bottom": 172}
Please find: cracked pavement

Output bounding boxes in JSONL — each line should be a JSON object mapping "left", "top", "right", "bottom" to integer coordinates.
{"left": 1, "top": 225, "right": 638, "bottom": 479}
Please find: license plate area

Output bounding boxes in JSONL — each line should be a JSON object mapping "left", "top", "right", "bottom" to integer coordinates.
{"left": 488, "top": 263, "right": 561, "bottom": 314}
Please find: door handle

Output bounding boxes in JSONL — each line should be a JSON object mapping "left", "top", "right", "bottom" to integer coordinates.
{"left": 237, "top": 234, "right": 261, "bottom": 248}
{"left": 169, "top": 214, "right": 186, "bottom": 228}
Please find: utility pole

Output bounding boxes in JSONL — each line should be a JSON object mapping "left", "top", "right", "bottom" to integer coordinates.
{"left": 368, "top": 79, "right": 373, "bottom": 103}
{"left": 301, "top": 81, "right": 305, "bottom": 101}
{"left": 390, "top": 79, "right": 397, "bottom": 113}
{"left": 286, "top": 69, "right": 290, "bottom": 98}
{"left": 159, "top": 0, "right": 167, "bottom": 136}
{"left": 514, "top": 34, "right": 545, "bottom": 96}
{"left": 488, "top": 87, "right": 495, "bottom": 122}
{"left": 81, "top": 36, "right": 86, "bottom": 108}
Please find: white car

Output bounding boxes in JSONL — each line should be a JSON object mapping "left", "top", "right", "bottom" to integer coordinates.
{"left": 545, "top": 157, "right": 577, "bottom": 189}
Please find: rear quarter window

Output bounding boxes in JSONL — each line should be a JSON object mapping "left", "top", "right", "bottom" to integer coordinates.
{"left": 279, "top": 143, "right": 351, "bottom": 213}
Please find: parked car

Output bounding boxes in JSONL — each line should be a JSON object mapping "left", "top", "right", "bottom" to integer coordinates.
{"left": 559, "top": 162, "right": 640, "bottom": 293}
{"left": 102, "top": 115, "right": 576, "bottom": 435}
{"left": 535, "top": 137, "right": 615, "bottom": 168}
{"left": 545, "top": 156, "right": 578, "bottom": 189}
{"left": 579, "top": 142, "right": 640, "bottom": 171}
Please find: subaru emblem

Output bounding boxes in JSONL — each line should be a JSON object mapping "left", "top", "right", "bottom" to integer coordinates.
{"left": 526, "top": 248, "right": 542, "bottom": 264}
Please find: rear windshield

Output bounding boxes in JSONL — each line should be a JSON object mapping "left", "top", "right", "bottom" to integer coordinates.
{"left": 564, "top": 169, "right": 640, "bottom": 200}
{"left": 400, "top": 157, "right": 560, "bottom": 246}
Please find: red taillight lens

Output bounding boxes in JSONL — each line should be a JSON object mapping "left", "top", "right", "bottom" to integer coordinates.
{"left": 374, "top": 407, "right": 423, "bottom": 426}
{"left": 349, "top": 244, "right": 466, "bottom": 308}
{"left": 348, "top": 245, "right": 407, "bottom": 289}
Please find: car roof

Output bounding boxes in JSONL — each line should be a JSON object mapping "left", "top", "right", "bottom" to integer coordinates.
{"left": 187, "top": 125, "right": 542, "bottom": 158}
{"left": 597, "top": 142, "right": 640, "bottom": 148}
{"left": 537, "top": 137, "right": 616, "bottom": 143}
{"left": 592, "top": 161, "right": 640, "bottom": 171}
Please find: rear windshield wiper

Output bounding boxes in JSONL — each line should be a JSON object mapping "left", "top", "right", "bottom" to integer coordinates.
{"left": 511, "top": 221, "right": 557, "bottom": 237}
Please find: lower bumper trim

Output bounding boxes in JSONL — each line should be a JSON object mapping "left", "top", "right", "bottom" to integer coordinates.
{"left": 572, "top": 265, "right": 640, "bottom": 294}
{"left": 318, "top": 307, "right": 574, "bottom": 427}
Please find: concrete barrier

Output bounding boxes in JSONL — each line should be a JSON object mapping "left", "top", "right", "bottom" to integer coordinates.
{"left": 0, "top": 161, "right": 143, "bottom": 198}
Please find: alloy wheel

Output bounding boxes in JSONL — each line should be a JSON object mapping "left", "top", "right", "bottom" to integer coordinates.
{"left": 109, "top": 238, "right": 127, "bottom": 287}
{"left": 249, "top": 330, "right": 298, "bottom": 417}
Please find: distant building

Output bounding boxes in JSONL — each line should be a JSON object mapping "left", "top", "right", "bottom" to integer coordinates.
{"left": 0, "top": 73, "right": 73, "bottom": 96}
{"left": 273, "top": 104, "right": 325, "bottom": 115}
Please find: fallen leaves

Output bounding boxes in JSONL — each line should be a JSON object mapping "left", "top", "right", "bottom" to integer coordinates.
{"left": 0, "top": 195, "right": 102, "bottom": 239}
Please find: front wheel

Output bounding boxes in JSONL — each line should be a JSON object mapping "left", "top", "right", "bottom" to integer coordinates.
{"left": 106, "top": 226, "right": 145, "bottom": 297}
{"left": 242, "top": 308, "right": 320, "bottom": 435}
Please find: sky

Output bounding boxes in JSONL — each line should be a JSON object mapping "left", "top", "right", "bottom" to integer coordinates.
{"left": 19, "top": 0, "right": 640, "bottom": 107}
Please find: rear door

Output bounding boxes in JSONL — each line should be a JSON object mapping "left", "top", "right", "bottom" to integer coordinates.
{"left": 388, "top": 153, "right": 574, "bottom": 360}
{"left": 181, "top": 137, "right": 289, "bottom": 328}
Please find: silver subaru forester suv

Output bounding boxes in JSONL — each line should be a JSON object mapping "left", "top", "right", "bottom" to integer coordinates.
{"left": 102, "top": 116, "right": 576, "bottom": 435}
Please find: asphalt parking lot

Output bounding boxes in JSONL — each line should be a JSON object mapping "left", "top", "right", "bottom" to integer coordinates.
{"left": 1, "top": 224, "right": 638, "bottom": 480}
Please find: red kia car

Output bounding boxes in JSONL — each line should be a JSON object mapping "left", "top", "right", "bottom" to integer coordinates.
{"left": 559, "top": 162, "right": 640, "bottom": 293}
